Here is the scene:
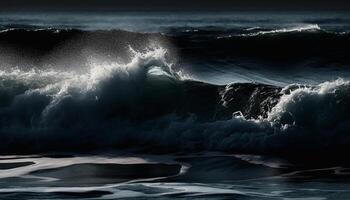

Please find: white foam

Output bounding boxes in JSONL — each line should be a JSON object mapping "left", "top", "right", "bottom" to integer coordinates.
{"left": 218, "top": 24, "right": 321, "bottom": 38}
{"left": 245, "top": 24, "right": 321, "bottom": 36}
{"left": 0, "top": 46, "right": 189, "bottom": 118}
{"left": 267, "top": 78, "right": 350, "bottom": 127}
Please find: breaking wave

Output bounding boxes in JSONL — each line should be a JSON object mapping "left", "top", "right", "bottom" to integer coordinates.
{"left": 0, "top": 28, "right": 349, "bottom": 160}
{"left": 0, "top": 42, "right": 349, "bottom": 158}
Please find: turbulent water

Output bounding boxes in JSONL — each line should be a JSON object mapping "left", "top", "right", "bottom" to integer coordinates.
{"left": 0, "top": 12, "right": 350, "bottom": 199}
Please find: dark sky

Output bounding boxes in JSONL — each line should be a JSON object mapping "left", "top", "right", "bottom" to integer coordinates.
{"left": 0, "top": 0, "right": 350, "bottom": 11}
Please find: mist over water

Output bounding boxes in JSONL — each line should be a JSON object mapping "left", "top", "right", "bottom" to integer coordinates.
{"left": 0, "top": 12, "right": 350, "bottom": 199}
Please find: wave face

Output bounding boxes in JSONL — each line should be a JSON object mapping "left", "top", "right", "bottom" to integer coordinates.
{"left": 176, "top": 26, "right": 350, "bottom": 70}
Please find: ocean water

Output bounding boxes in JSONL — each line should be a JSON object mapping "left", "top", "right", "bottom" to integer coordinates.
{"left": 0, "top": 11, "right": 350, "bottom": 199}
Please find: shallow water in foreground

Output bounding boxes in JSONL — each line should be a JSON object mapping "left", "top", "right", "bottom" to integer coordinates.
{"left": 0, "top": 154, "right": 349, "bottom": 200}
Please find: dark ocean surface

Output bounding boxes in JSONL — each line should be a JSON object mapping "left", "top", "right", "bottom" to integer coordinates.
{"left": 0, "top": 12, "right": 350, "bottom": 199}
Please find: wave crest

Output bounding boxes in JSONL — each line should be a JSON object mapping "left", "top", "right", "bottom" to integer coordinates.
{"left": 267, "top": 79, "right": 350, "bottom": 132}
{"left": 243, "top": 24, "right": 321, "bottom": 37}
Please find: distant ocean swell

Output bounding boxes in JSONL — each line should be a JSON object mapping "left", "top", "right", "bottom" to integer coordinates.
{"left": 0, "top": 26, "right": 349, "bottom": 67}
{"left": 0, "top": 27, "right": 349, "bottom": 158}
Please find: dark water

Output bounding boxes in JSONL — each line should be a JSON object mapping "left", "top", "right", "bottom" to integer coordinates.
{"left": 0, "top": 12, "right": 350, "bottom": 199}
